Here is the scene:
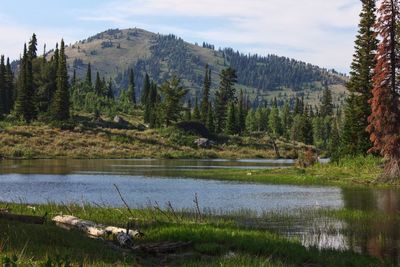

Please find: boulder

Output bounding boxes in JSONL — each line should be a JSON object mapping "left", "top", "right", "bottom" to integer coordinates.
{"left": 113, "top": 115, "right": 126, "bottom": 124}
{"left": 194, "top": 138, "right": 215, "bottom": 148}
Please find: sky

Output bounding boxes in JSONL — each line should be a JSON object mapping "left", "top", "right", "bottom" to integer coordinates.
{"left": 0, "top": 0, "right": 362, "bottom": 73}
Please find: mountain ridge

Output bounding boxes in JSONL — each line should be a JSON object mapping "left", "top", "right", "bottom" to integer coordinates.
{"left": 52, "top": 28, "right": 347, "bottom": 106}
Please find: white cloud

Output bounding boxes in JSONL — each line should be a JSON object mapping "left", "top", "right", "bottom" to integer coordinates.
{"left": 80, "top": 0, "right": 361, "bottom": 72}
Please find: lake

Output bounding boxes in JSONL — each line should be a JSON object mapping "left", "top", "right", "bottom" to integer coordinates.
{"left": 0, "top": 159, "right": 399, "bottom": 264}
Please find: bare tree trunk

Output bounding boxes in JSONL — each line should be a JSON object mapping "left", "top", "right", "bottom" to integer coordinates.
{"left": 380, "top": 157, "right": 400, "bottom": 182}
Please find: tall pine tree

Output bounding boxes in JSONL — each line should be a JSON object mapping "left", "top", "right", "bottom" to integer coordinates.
{"left": 51, "top": 39, "right": 70, "bottom": 121}
{"left": 367, "top": 0, "right": 400, "bottom": 180}
{"left": 342, "top": 0, "right": 378, "bottom": 155}
{"left": 215, "top": 67, "right": 237, "bottom": 133}
{"left": 200, "top": 64, "right": 211, "bottom": 124}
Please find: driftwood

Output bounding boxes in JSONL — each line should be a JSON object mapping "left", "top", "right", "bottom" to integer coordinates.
{"left": 0, "top": 212, "right": 46, "bottom": 225}
{"left": 52, "top": 215, "right": 143, "bottom": 247}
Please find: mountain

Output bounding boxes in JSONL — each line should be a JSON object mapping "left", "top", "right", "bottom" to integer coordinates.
{"left": 57, "top": 28, "right": 348, "bottom": 106}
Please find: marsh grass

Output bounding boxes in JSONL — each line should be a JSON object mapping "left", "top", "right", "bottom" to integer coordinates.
{"left": 0, "top": 202, "right": 386, "bottom": 267}
{"left": 174, "top": 156, "right": 385, "bottom": 187}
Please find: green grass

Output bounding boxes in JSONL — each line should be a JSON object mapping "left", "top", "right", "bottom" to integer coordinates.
{"left": 0, "top": 203, "right": 385, "bottom": 267}
{"left": 174, "top": 156, "right": 386, "bottom": 187}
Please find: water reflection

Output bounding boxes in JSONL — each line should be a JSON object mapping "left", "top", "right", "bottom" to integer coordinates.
{"left": 1, "top": 159, "right": 400, "bottom": 264}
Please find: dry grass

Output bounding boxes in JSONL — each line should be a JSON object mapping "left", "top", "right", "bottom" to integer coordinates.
{"left": 0, "top": 122, "right": 305, "bottom": 160}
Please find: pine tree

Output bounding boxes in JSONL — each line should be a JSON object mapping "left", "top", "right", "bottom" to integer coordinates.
{"left": 343, "top": 0, "right": 378, "bottom": 155}
{"left": 148, "top": 82, "right": 159, "bottom": 128}
{"left": 51, "top": 39, "right": 70, "bottom": 121}
{"left": 268, "top": 106, "right": 282, "bottom": 138}
{"left": 142, "top": 74, "right": 152, "bottom": 123}
{"left": 225, "top": 101, "right": 237, "bottom": 135}
{"left": 128, "top": 68, "right": 136, "bottom": 105}
{"left": 200, "top": 64, "right": 211, "bottom": 124}
{"left": 72, "top": 69, "right": 77, "bottom": 87}
{"left": 86, "top": 63, "right": 92, "bottom": 87}
{"left": 184, "top": 99, "right": 192, "bottom": 121}
{"left": 206, "top": 103, "right": 215, "bottom": 133}
{"left": 15, "top": 44, "right": 35, "bottom": 122}
{"left": 107, "top": 78, "right": 114, "bottom": 99}
{"left": 141, "top": 73, "right": 150, "bottom": 105}
{"left": 193, "top": 97, "right": 201, "bottom": 121}
{"left": 367, "top": 0, "right": 400, "bottom": 180}
{"left": 320, "top": 86, "right": 333, "bottom": 117}
{"left": 281, "top": 101, "right": 292, "bottom": 139}
{"left": 0, "top": 55, "right": 5, "bottom": 115}
{"left": 94, "top": 72, "right": 102, "bottom": 96}
{"left": 237, "top": 89, "right": 246, "bottom": 135}
{"left": 5, "top": 58, "right": 14, "bottom": 114}
{"left": 28, "top": 33, "right": 38, "bottom": 59}
{"left": 215, "top": 67, "right": 237, "bottom": 133}
{"left": 159, "top": 76, "right": 188, "bottom": 127}
{"left": 329, "top": 118, "right": 341, "bottom": 162}
{"left": 246, "top": 109, "right": 256, "bottom": 133}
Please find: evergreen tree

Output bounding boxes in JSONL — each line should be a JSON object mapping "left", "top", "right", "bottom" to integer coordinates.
{"left": 28, "top": 33, "right": 38, "bottom": 59}
{"left": 142, "top": 74, "right": 152, "bottom": 123}
{"left": 4, "top": 58, "right": 14, "bottom": 114}
{"left": 367, "top": 0, "right": 400, "bottom": 180}
{"left": 237, "top": 89, "right": 246, "bottom": 134}
{"left": 107, "top": 78, "right": 114, "bottom": 99}
{"left": 141, "top": 73, "right": 150, "bottom": 105}
{"left": 128, "top": 68, "right": 136, "bottom": 105}
{"left": 226, "top": 101, "right": 237, "bottom": 135}
{"left": 184, "top": 99, "right": 192, "bottom": 121}
{"left": 329, "top": 118, "right": 341, "bottom": 162}
{"left": 51, "top": 39, "right": 70, "bottom": 121}
{"left": 281, "top": 101, "right": 292, "bottom": 139}
{"left": 245, "top": 109, "right": 256, "bottom": 133}
{"left": 148, "top": 82, "right": 160, "bottom": 128}
{"left": 15, "top": 44, "right": 35, "bottom": 122}
{"left": 200, "top": 64, "right": 211, "bottom": 124}
{"left": 343, "top": 0, "right": 378, "bottom": 155}
{"left": 320, "top": 86, "right": 333, "bottom": 117}
{"left": 206, "top": 103, "right": 215, "bottom": 133}
{"left": 0, "top": 56, "right": 5, "bottom": 115}
{"left": 215, "top": 67, "right": 237, "bottom": 133}
{"left": 268, "top": 106, "right": 282, "bottom": 137}
{"left": 94, "top": 72, "right": 102, "bottom": 95}
{"left": 193, "top": 97, "right": 201, "bottom": 121}
{"left": 159, "top": 76, "right": 188, "bottom": 127}
{"left": 85, "top": 63, "right": 92, "bottom": 87}
{"left": 72, "top": 69, "right": 77, "bottom": 87}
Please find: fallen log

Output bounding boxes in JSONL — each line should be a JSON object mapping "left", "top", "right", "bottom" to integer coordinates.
{"left": 52, "top": 215, "right": 143, "bottom": 243}
{"left": 0, "top": 212, "right": 46, "bottom": 225}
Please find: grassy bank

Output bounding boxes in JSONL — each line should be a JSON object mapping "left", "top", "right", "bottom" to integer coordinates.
{"left": 0, "top": 203, "right": 385, "bottom": 267}
{"left": 175, "top": 156, "right": 385, "bottom": 187}
{"left": 0, "top": 114, "right": 310, "bottom": 160}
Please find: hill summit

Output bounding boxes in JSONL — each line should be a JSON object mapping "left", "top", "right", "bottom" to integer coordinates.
{"left": 60, "top": 28, "right": 347, "bottom": 105}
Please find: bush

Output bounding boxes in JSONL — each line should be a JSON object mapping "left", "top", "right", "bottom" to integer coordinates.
{"left": 175, "top": 121, "right": 211, "bottom": 138}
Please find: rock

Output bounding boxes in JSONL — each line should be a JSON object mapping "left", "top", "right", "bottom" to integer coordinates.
{"left": 137, "top": 123, "right": 148, "bottom": 131}
{"left": 113, "top": 115, "right": 126, "bottom": 124}
{"left": 194, "top": 138, "right": 215, "bottom": 148}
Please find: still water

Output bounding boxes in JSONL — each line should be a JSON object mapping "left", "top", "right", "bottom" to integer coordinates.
{"left": 0, "top": 159, "right": 399, "bottom": 264}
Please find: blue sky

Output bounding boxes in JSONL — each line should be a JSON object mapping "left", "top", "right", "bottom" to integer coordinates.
{"left": 0, "top": 0, "right": 361, "bottom": 72}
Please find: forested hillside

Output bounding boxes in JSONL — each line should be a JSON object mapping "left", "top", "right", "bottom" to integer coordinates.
{"left": 57, "top": 28, "right": 347, "bottom": 105}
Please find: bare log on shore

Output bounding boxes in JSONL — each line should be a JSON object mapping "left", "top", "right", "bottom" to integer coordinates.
{"left": 52, "top": 215, "right": 143, "bottom": 242}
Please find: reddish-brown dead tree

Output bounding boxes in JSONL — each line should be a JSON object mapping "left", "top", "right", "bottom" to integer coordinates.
{"left": 367, "top": 0, "right": 400, "bottom": 181}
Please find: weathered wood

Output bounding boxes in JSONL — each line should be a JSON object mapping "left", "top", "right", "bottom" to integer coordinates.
{"left": 52, "top": 215, "right": 143, "bottom": 240}
{"left": 0, "top": 212, "right": 45, "bottom": 225}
